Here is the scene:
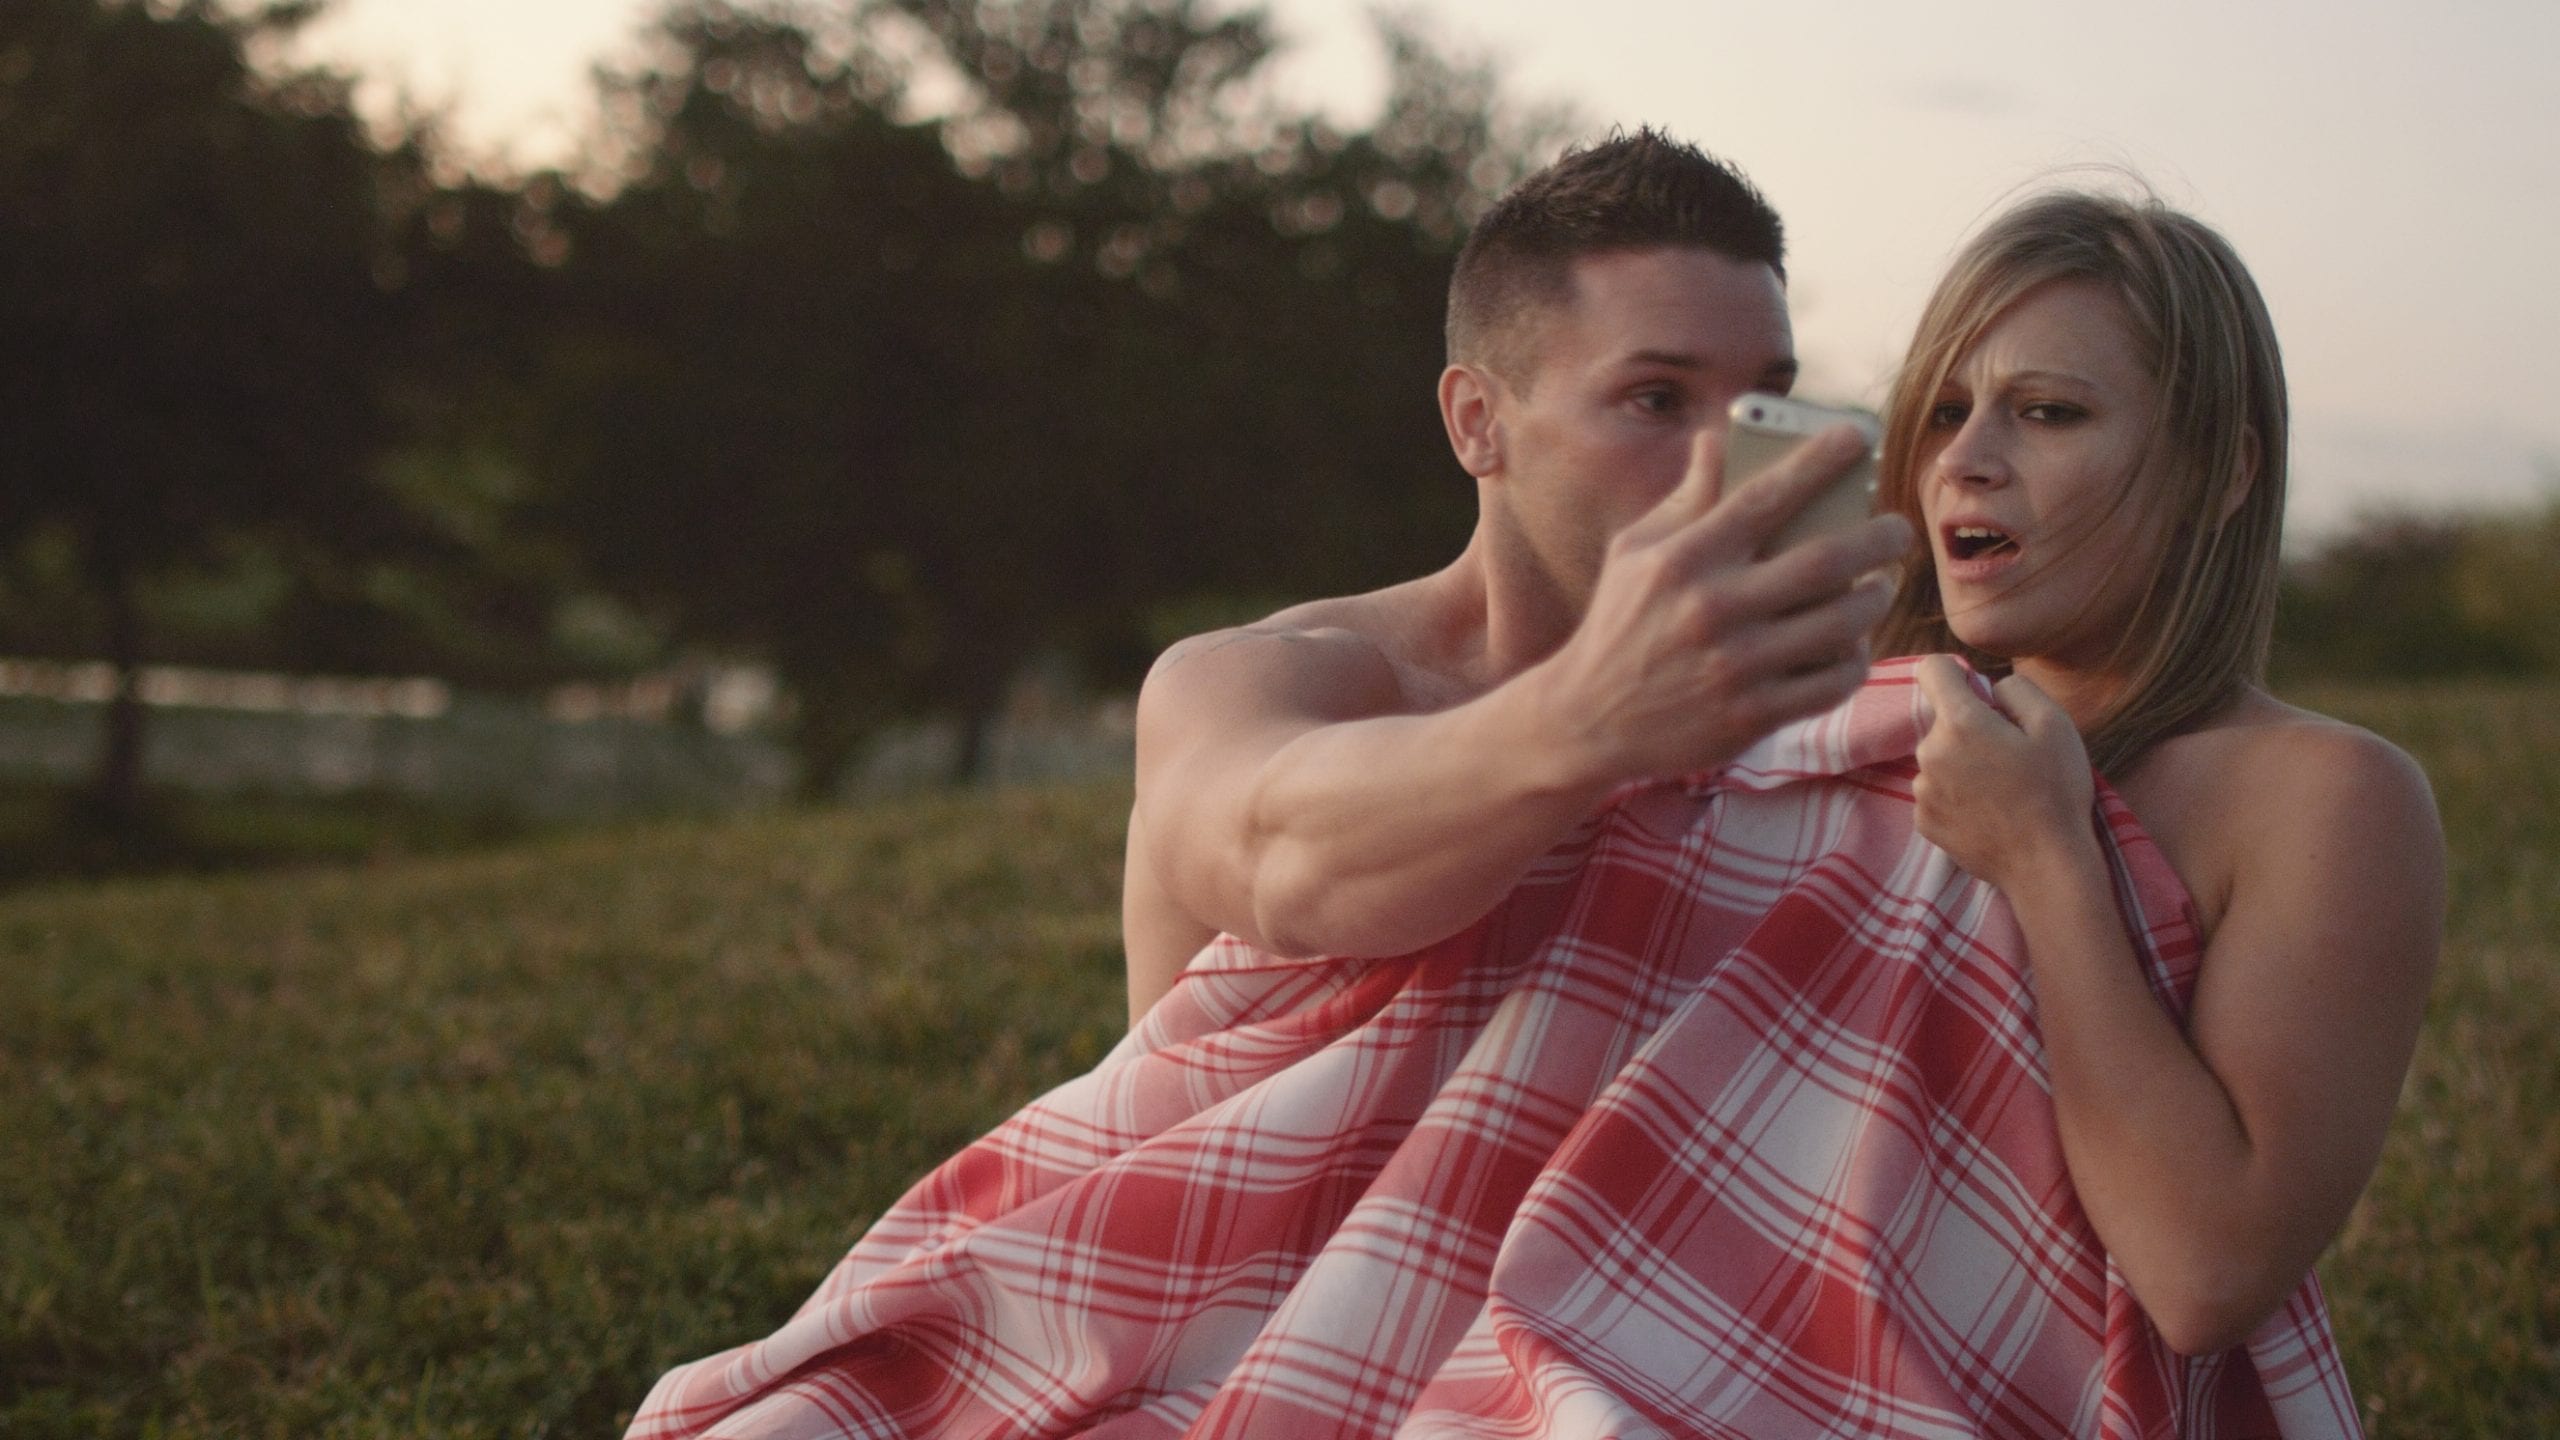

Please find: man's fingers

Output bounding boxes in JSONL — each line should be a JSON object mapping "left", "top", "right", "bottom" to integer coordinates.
{"left": 1714, "top": 511, "right": 1913, "bottom": 619}
{"left": 1665, "top": 428, "right": 1730, "bottom": 524}
{"left": 1719, "top": 578, "right": 1886, "bottom": 680}
{"left": 1642, "top": 423, "right": 1875, "bottom": 574}
{"left": 1748, "top": 653, "right": 1874, "bottom": 732}
{"left": 1642, "top": 503, "right": 1906, "bottom": 645}
{"left": 1614, "top": 430, "right": 1726, "bottom": 549}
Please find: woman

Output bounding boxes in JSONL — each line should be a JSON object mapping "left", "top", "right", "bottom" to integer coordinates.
{"left": 1886, "top": 191, "right": 2445, "bottom": 1356}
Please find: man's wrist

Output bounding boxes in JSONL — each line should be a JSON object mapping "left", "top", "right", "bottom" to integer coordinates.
{"left": 1478, "top": 665, "right": 1622, "bottom": 812}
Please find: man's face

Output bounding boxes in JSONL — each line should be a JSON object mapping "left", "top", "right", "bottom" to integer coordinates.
{"left": 1488, "top": 247, "right": 1796, "bottom": 603}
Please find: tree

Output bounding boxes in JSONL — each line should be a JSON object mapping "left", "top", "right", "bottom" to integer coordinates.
{"left": 539, "top": 3, "right": 1012, "bottom": 793}
{"left": 838, "top": 0, "right": 1570, "bottom": 665}
{"left": 0, "top": 0, "right": 419, "bottom": 824}
{"left": 540, "top": 0, "right": 1561, "bottom": 793}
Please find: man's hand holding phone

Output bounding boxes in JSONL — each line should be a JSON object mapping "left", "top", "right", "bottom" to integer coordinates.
{"left": 1523, "top": 408, "right": 1912, "bottom": 790}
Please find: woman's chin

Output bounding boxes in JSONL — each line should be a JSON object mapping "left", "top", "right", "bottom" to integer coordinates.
{"left": 1941, "top": 618, "right": 2023, "bottom": 662}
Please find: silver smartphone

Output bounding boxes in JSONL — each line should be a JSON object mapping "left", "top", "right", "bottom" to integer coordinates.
{"left": 1725, "top": 394, "right": 1883, "bottom": 557}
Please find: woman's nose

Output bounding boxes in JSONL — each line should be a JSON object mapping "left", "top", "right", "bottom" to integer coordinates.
{"left": 1933, "top": 415, "right": 2011, "bottom": 490}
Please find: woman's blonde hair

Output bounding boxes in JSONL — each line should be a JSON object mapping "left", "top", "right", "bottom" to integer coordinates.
{"left": 1875, "top": 189, "right": 2289, "bottom": 776}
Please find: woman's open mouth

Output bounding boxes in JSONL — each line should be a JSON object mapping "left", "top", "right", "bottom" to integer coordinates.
{"left": 1941, "top": 523, "right": 2021, "bottom": 579}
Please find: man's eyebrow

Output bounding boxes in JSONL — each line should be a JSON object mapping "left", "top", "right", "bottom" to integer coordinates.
{"left": 1614, "top": 350, "right": 1801, "bottom": 388}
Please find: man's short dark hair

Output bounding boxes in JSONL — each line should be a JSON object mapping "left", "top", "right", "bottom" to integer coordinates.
{"left": 1446, "top": 128, "right": 1784, "bottom": 383}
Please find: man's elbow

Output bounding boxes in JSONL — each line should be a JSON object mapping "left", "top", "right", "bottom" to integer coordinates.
{"left": 1246, "top": 839, "right": 1430, "bottom": 960}
{"left": 1235, "top": 783, "right": 1362, "bottom": 959}
{"left": 1246, "top": 844, "right": 1339, "bottom": 961}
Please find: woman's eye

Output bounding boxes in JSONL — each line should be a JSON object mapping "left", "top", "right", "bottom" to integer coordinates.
{"left": 1925, "top": 401, "right": 1968, "bottom": 429}
{"left": 2022, "top": 402, "right": 2085, "bottom": 423}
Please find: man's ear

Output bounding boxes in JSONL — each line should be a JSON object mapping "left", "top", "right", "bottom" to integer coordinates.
{"left": 2218, "top": 425, "right": 2261, "bottom": 526}
{"left": 1439, "top": 363, "right": 1505, "bottom": 479}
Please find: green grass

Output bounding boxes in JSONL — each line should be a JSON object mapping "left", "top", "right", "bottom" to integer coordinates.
{"left": 2289, "top": 682, "right": 2560, "bottom": 1434}
{"left": 1, "top": 788, "right": 1132, "bottom": 1437}
{"left": 0, "top": 780, "right": 552, "bottom": 891}
{"left": 3, "top": 683, "right": 2553, "bottom": 1436}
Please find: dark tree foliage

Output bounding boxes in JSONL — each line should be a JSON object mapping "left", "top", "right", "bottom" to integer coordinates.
{"left": 315, "top": 162, "right": 603, "bottom": 690}
{"left": 545, "top": 0, "right": 1560, "bottom": 792}
{"left": 2275, "top": 502, "right": 2560, "bottom": 681}
{"left": 540, "top": 5, "right": 1013, "bottom": 792}
{"left": 0, "top": 0, "right": 433, "bottom": 823}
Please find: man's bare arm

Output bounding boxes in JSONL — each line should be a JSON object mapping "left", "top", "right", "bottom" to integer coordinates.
{"left": 1134, "top": 623, "right": 1609, "bottom": 962}
{"left": 1128, "top": 429, "right": 1912, "bottom": 991}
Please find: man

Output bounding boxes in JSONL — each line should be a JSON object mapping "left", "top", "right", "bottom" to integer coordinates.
{"left": 1121, "top": 129, "right": 1913, "bottom": 1020}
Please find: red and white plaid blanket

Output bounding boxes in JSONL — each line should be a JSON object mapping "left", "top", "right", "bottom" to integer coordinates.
{"left": 630, "top": 658, "right": 2365, "bottom": 1439}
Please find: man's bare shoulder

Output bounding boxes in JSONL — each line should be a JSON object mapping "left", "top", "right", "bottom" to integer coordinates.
{"left": 1142, "top": 576, "right": 1470, "bottom": 730}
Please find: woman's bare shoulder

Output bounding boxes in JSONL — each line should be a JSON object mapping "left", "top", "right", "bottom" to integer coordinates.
{"left": 2180, "top": 691, "right": 2437, "bottom": 821}
{"left": 2123, "top": 691, "right": 2443, "bottom": 929}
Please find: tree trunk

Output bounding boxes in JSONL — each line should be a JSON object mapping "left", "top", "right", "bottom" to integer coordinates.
{"left": 951, "top": 701, "right": 996, "bottom": 785}
{"left": 790, "top": 686, "right": 869, "bottom": 804}
{"left": 945, "top": 648, "right": 1014, "bottom": 786}
{"left": 91, "top": 540, "right": 149, "bottom": 833}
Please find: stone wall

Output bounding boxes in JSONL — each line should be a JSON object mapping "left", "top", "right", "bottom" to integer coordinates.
{"left": 0, "top": 691, "right": 1136, "bottom": 819}
{"left": 0, "top": 693, "right": 797, "bottom": 819}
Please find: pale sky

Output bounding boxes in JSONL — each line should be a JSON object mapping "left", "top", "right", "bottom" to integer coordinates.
{"left": 291, "top": 0, "right": 2560, "bottom": 540}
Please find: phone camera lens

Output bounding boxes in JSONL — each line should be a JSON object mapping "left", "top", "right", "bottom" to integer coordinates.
{"left": 1747, "top": 406, "right": 1765, "bottom": 422}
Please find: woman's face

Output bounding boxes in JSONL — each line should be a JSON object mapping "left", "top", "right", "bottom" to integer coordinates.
{"left": 1916, "top": 278, "right": 2166, "bottom": 675}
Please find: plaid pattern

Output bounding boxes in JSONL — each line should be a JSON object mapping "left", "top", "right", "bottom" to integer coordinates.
{"left": 629, "top": 658, "right": 2364, "bottom": 1439}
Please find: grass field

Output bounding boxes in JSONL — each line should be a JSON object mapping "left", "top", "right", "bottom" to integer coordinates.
{"left": 3, "top": 682, "right": 2552, "bottom": 1436}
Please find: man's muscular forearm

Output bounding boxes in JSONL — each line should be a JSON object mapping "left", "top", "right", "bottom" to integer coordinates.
{"left": 1227, "top": 675, "right": 1619, "bottom": 958}
{"left": 1131, "top": 623, "right": 1610, "bottom": 969}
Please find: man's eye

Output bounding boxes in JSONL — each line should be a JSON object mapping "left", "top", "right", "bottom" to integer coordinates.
{"left": 1633, "top": 388, "right": 1680, "bottom": 416}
